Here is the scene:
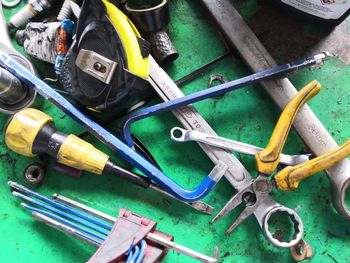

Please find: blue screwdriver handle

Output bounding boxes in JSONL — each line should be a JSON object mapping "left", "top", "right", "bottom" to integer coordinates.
{"left": 0, "top": 51, "right": 219, "bottom": 202}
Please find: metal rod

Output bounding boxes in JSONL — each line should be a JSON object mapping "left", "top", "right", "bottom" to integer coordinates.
{"left": 9, "top": 182, "right": 113, "bottom": 230}
{"left": 21, "top": 203, "right": 107, "bottom": 242}
{"left": 174, "top": 51, "right": 234, "bottom": 87}
{"left": 121, "top": 53, "right": 329, "bottom": 146}
{"left": 13, "top": 191, "right": 110, "bottom": 236}
{"left": 32, "top": 211, "right": 102, "bottom": 247}
{"left": 146, "top": 232, "right": 216, "bottom": 263}
{"left": 52, "top": 194, "right": 116, "bottom": 223}
{"left": 51, "top": 194, "right": 218, "bottom": 263}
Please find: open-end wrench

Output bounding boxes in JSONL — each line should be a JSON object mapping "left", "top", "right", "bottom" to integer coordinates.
{"left": 145, "top": 56, "right": 304, "bottom": 248}
{"left": 170, "top": 127, "right": 311, "bottom": 166}
{"left": 200, "top": 0, "right": 350, "bottom": 219}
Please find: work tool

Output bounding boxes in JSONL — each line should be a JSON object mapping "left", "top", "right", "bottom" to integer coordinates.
{"left": 200, "top": 0, "right": 350, "bottom": 220}
{"left": 170, "top": 127, "right": 310, "bottom": 166}
{"left": 9, "top": 182, "right": 218, "bottom": 263}
{"left": 0, "top": 3, "right": 37, "bottom": 114}
{"left": 0, "top": 0, "right": 309, "bottom": 246}
{"left": 136, "top": 56, "right": 304, "bottom": 247}
{"left": 0, "top": 50, "right": 228, "bottom": 202}
{"left": 5, "top": 108, "right": 213, "bottom": 213}
{"left": 212, "top": 81, "right": 350, "bottom": 236}
{"left": 7, "top": 0, "right": 50, "bottom": 30}
{"left": 125, "top": 0, "right": 179, "bottom": 67}
{"left": 120, "top": 53, "right": 329, "bottom": 147}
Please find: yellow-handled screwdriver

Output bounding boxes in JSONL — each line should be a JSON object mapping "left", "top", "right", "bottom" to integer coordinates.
{"left": 4, "top": 108, "right": 213, "bottom": 214}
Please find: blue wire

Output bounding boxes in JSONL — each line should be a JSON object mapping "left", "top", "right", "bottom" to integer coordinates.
{"left": 135, "top": 240, "right": 147, "bottom": 263}
{"left": 126, "top": 250, "right": 133, "bottom": 263}
{"left": 130, "top": 245, "right": 140, "bottom": 263}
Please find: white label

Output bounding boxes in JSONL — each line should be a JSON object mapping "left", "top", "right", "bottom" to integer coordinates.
{"left": 282, "top": 0, "right": 350, "bottom": 19}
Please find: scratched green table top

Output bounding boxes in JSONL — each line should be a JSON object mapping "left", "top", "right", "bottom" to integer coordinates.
{"left": 1, "top": 1, "right": 349, "bottom": 262}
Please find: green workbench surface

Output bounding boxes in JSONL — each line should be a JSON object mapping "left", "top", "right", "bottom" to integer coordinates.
{"left": 1, "top": 1, "right": 349, "bottom": 262}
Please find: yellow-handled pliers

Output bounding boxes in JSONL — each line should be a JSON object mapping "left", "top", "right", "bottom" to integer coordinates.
{"left": 213, "top": 80, "right": 350, "bottom": 235}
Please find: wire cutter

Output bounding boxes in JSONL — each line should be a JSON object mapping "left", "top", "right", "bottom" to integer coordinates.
{"left": 213, "top": 80, "right": 350, "bottom": 237}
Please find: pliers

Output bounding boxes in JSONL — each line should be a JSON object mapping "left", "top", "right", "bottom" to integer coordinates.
{"left": 213, "top": 80, "right": 350, "bottom": 235}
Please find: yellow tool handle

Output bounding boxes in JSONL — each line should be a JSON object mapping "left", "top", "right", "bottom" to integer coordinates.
{"left": 57, "top": 135, "right": 109, "bottom": 175}
{"left": 275, "top": 138, "right": 350, "bottom": 191}
{"left": 255, "top": 80, "right": 321, "bottom": 175}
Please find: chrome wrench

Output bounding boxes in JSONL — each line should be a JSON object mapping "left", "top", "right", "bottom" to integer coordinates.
{"left": 200, "top": 0, "right": 350, "bottom": 219}
{"left": 170, "top": 127, "right": 310, "bottom": 166}
{"left": 146, "top": 56, "right": 303, "bottom": 247}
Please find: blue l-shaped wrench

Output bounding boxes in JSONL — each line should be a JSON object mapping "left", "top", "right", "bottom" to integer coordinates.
{"left": 120, "top": 53, "right": 329, "bottom": 147}
{"left": 0, "top": 50, "right": 227, "bottom": 202}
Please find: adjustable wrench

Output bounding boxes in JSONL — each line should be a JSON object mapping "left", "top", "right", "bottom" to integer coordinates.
{"left": 200, "top": 0, "right": 350, "bottom": 219}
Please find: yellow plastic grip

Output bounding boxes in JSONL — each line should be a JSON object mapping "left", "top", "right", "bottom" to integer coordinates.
{"left": 275, "top": 138, "right": 350, "bottom": 191}
{"left": 5, "top": 108, "right": 53, "bottom": 157}
{"left": 102, "top": 0, "right": 150, "bottom": 79}
{"left": 57, "top": 134, "right": 109, "bottom": 175}
{"left": 255, "top": 80, "right": 321, "bottom": 175}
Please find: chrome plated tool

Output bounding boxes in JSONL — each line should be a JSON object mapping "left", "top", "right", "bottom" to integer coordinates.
{"left": 0, "top": 3, "right": 37, "bottom": 114}
{"left": 213, "top": 81, "right": 350, "bottom": 242}
{"left": 170, "top": 127, "right": 311, "bottom": 166}
{"left": 200, "top": 0, "right": 350, "bottom": 220}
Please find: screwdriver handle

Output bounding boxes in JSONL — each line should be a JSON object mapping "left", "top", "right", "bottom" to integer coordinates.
{"left": 255, "top": 80, "right": 321, "bottom": 175}
{"left": 275, "top": 138, "right": 350, "bottom": 191}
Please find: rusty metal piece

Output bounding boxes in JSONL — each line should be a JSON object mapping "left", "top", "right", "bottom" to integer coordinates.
{"left": 23, "top": 162, "right": 46, "bottom": 186}
{"left": 290, "top": 239, "right": 313, "bottom": 261}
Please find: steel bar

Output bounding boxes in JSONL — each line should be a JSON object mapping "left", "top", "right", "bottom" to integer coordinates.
{"left": 121, "top": 53, "right": 328, "bottom": 147}
{"left": 32, "top": 212, "right": 103, "bottom": 247}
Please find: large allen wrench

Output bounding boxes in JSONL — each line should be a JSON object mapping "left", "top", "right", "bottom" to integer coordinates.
{"left": 0, "top": 50, "right": 228, "bottom": 202}
{"left": 121, "top": 53, "right": 328, "bottom": 146}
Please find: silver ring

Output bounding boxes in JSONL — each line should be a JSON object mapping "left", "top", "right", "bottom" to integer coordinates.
{"left": 1, "top": 0, "right": 21, "bottom": 8}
